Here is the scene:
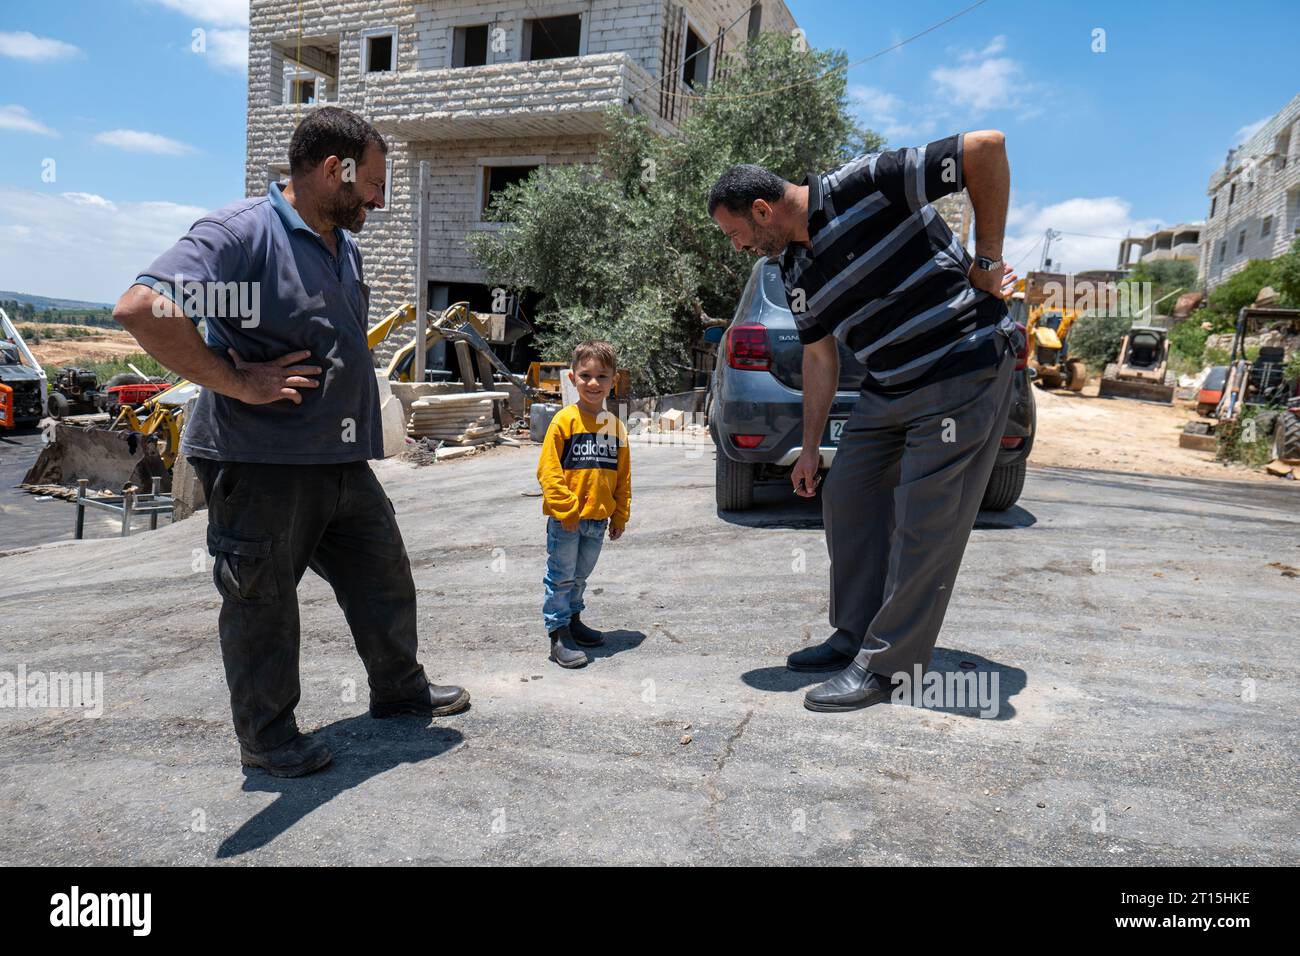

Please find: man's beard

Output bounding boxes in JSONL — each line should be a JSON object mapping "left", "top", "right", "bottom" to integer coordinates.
{"left": 327, "top": 182, "right": 372, "bottom": 234}
{"left": 749, "top": 218, "right": 787, "bottom": 258}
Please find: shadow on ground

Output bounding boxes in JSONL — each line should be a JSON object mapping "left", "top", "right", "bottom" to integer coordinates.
{"left": 582, "top": 629, "right": 647, "bottom": 661}
{"left": 740, "top": 648, "right": 1025, "bottom": 720}
{"left": 217, "top": 715, "right": 464, "bottom": 859}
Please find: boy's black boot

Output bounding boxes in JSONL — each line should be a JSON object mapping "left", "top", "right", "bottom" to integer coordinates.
{"left": 569, "top": 613, "right": 604, "bottom": 647}
{"left": 549, "top": 625, "right": 589, "bottom": 668}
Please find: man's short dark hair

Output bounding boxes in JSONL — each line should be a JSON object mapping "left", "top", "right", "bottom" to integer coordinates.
{"left": 707, "top": 164, "right": 789, "bottom": 217}
{"left": 288, "top": 106, "right": 388, "bottom": 175}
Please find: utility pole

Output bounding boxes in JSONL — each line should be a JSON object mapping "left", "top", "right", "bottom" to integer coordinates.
{"left": 1039, "top": 229, "right": 1062, "bottom": 272}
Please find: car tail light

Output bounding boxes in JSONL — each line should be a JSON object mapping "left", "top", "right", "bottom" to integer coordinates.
{"left": 1000, "top": 436, "right": 1024, "bottom": 449}
{"left": 1014, "top": 322, "right": 1030, "bottom": 370}
{"left": 727, "top": 323, "right": 771, "bottom": 371}
{"left": 733, "top": 434, "right": 763, "bottom": 449}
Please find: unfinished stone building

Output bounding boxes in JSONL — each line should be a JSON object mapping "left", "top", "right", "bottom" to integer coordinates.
{"left": 1199, "top": 92, "right": 1300, "bottom": 291}
{"left": 1116, "top": 222, "right": 1202, "bottom": 272}
{"left": 245, "top": 0, "right": 797, "bottom": 367}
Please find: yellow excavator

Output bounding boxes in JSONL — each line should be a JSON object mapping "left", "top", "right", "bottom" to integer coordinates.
{"left": 1026, "top": 304, "right": 1086, "bottom": 391}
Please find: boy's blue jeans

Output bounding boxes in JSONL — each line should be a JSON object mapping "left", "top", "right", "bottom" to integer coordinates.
{"left": 543, "top": 516, "right": 607, "bottom": 633}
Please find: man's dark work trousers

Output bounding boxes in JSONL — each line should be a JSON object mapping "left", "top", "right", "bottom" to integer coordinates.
{"left": 190, "top": 458, "right": 429, "bottom": 753}
{"left": 823, "top": 339, "right": 1017, "bottom": 677}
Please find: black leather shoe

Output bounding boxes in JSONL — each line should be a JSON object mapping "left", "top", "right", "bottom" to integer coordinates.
{"left": 804, "top": 662, "right": 894, "bottom": 712}
{"left": 239, "top": 733, "right": 333, "bottom": 777}
{"left": 787, "top": 632, "right": 858, "bottom": 672}
{"left": 370, "top": 682, "right": 471, "bottom": 719}
{"left": 569, "top": 613, "right": 604, "bottom": 647}
{"left": 549, "top": 626, "right": 589, "bottom": 668}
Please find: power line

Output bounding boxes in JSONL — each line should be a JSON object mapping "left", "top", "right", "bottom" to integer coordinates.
{"left": 1056, "top": 230, "right": 1129, "bottom": 241}
{"left": 628, "top": 0, "right": 991, "bottom": 105}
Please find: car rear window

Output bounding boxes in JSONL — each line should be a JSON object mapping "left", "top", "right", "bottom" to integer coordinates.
{"left": 760, "top": 263, "right": 790, "bottom": 311}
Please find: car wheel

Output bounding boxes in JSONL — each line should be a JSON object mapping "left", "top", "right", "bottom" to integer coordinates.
{"left": 716, "top": 450, "right": 755, "bottom": 511}
{"left": 47, "top": 391, "right": 69, "bottom": 418}
{"left": 981, "top": 459, "right": 1026, "bottom": 512}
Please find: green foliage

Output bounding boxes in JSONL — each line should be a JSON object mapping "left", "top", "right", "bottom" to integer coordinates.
{"left": 1068, "top": 313, "right": 1133, "bottom": 370}
{"left": 1270, "top": 237, "right": 1300, "bottom": 307}
{"left": 1167, "top": 317, "right": 1209, "bottom": 367}
{"left": 1122, "top": 260, "right": 1198, "bottom": 316}
{"left": 1207, "top": 259, "right": 1276, "bottom": 316}
{"left": 1217, "top": 407, "right": 1274, "bottom": 467}
{"left": 0, "top": 299, "right": 116, "bottom": 328}
{"left": 1204, "top": 345, "right": 1231, "bottom": 366}
{"left": 469, "top": 31, "right": 881, "bottom": 392}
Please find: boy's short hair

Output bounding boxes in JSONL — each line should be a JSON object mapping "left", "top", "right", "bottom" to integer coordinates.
{"left": 571, "top": 340, "right": 617, "bottom": 373}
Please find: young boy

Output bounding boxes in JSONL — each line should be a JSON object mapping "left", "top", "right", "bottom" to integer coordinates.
{"left": 536, "top": 341, "right": 631, "bottom": 668}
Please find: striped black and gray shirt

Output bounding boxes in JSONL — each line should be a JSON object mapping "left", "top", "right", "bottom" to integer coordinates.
{"left": 778, "top": 133, "right": 1017, "bottom": 393}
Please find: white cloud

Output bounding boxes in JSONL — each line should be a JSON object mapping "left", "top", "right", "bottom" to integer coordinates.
{"left": 1233, "top": 117, "right": 1268, "bottom": 148}
{"left": 931, "top": 57, "right": 1027, "bottom": 115}
{"left": 0, "top": 30, "right": 80, "bottom": 61}
{"left": 63, "top": 192, "right": 120, "bottom": 212}
{"left": 145, "top": 0, "right": 249, "bottom": 28}
{"left": 0, "top": 104, "right": 57, "bottom": 136}
{"left": 0, "top": 188, "right": 206, "bottom": 303}
{"left": 204, "top": 27, "right": 249, "bottom": 71}
{"left": 92, "top": 129, "right": 198, "bottom": 156}
{"left": 849, "top": 85, "right": 937, "bottom": 145}
{"left": 930, "top": 35, "right": 1042, "bottom": 120}
{"left": 1002, "top": 196, "right": 1162, "bottom": 274}
{"left": 852, "top": 36, "right": 1042, "bottom": 146}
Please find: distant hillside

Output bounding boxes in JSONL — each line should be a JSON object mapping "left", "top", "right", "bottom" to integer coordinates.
{"left": 0, "top": 290, "right": 114, "bottom": 311}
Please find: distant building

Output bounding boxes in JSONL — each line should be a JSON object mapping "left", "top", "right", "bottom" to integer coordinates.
{"left": 1116, "top": 223, "right": 1202, "bottom": 271}
{"left": 1199, "top": 92, "right": 1300, "bottom": 291}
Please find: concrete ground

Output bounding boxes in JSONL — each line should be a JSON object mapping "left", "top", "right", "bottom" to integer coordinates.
{"left": 0, "top": 441, "right": 1297, "bottom": 865}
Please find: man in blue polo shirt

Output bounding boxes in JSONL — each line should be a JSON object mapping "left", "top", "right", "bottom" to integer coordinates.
{"left": 113, "top": 107, "right": 470, "bottom": 776}
{"left": 709, "top": 130, "right": 1020, "bottom": 714}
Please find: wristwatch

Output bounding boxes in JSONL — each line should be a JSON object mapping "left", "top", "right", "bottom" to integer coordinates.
{"left": 973, "top": 255, "right": 1003, "bottom": 272}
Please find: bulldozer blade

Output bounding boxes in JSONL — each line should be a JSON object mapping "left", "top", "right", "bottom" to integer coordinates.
{"left": 22, "top": 423, "right": 171, "bottom": 492}
{"left": 1098, "top": 378, "right": 1173, "bottom": 404}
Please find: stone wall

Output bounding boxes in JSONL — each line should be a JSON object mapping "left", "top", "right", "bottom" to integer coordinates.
{"left": 1200, "top": 92, "right": 1300, "bottom": 290}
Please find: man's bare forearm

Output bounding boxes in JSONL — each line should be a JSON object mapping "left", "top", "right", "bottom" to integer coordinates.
{"left": 801, "top": 337, "right": 839, "bottom": 449}
{"left": 112, "top": 285, "right": 243, "bottom": 398}
{"left": 963, "top": 130, "right": 1010, "bottom": 259}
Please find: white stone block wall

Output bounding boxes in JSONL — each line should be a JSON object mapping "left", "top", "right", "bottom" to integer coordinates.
{"left": 1200, "top": 92, "right": 1300, "bottom": 291}
{"left": 246, "top": 0, "right": 800, "bottom": 359}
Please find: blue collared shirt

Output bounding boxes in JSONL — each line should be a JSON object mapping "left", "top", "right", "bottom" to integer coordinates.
{"left": 135, "top": 183, "right": 381, "bottom": 464}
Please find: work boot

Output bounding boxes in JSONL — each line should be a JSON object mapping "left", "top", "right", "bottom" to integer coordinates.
{"left": 569, "top": 613, "right": 604, "bottom": 647}
{"left": 370, "top": 682, "right": 471, "bottom": 719}
{"left": 786, "top": 630, "right": 858, "bottom": 671}
{"left": 803, "top": 661, "right": 894, "bottom": 713}
{"left": 549, "top": 625, "right": 589, "bottom": 668}
{"left": 239, "top": 733, "right": 333, "bottom": 777}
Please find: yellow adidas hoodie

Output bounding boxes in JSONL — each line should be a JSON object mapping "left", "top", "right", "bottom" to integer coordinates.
{"left": 537, "top": 404, "right": 631, "bottom": 529}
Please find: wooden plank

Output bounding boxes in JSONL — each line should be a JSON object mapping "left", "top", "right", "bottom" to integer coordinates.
{"left": 453, "top": 340, "right": 477, "bottom": 393}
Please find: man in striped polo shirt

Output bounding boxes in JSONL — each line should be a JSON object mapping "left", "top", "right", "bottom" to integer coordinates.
{"left": 708, "top": 131, "right": 1021, "bottom": 713}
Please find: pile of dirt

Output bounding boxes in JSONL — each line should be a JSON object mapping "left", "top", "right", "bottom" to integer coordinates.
{"left": 25, "top": 325, "right": 141, "bottom": 366}
{"left": 1030, "top": 380, "right": 1288, "bottom": 484}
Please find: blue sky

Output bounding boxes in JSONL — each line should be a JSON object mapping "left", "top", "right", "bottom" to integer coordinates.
{"left": 0, "top": 0, "right": 1297, "bottom": 301}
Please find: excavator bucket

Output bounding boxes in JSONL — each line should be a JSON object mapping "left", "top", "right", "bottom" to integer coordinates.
{"left": 23, "top": 422, "right": 170, "bottom": 492}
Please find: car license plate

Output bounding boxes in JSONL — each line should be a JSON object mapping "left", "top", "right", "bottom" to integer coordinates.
{"left": 827, "top": 419, "right": 846, "bottom": 444}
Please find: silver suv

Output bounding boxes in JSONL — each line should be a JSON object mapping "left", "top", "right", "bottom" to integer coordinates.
{"left": 708, "top": 259, "right": 1035, "bottom": 511}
